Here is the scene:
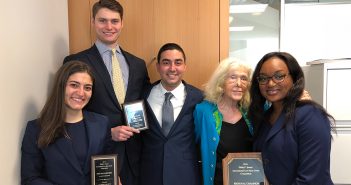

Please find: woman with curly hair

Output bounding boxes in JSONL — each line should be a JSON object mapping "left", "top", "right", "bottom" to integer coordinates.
{"left": 194, "top": 58, "right": 253, "bottom": 185}
{"left": 249, "top": 52, "right": 334, "bottom": 184}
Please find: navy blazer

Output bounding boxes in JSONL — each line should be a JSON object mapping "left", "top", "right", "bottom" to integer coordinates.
{"left": 254, "top": 105, "right": 333, "bottom": 185}
{"left": 64, "top": 45, "right": 150, "bottom": 177}
{"left": 140, "top": 81, "right": 203, "bottom": 185}
{"left": 21, "top": 111, "right": 112, "bottom": 185}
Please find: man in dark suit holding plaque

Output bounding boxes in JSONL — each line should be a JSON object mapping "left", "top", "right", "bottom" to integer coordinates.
{"left": 140, "top": 43, "right": 202, "bottom": 185}
{"left": 64, "top": 1, "right": 150, "bottom": 185}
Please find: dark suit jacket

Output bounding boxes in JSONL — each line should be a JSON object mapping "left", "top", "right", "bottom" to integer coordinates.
{"left": 21, "top": 111, "right": 111, "bottom": 185}
{"left": 63, "top": 45, "right": 150, "bottom": 177}
{"left": 254, "top": 105, "right": 333, "bottom": 185}
{"left": 140, "top": 81, "right": 203, "bottom": 185}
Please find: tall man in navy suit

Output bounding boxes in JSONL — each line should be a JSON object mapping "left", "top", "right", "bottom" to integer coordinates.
{"left": 140, "top": 43, "right": 202, "bottom": 185}
{"left": 64, "top": 1, "right": 150, "bottom": 185}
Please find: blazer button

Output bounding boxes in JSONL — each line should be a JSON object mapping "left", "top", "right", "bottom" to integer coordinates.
{"left": 212, "top": 137, "right": 216, "bottom": 141}
{"left": 210, "top": 164, "right": 214, "bottom": 168}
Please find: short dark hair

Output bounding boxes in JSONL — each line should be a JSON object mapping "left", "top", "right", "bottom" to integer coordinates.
{"left": 157, "top": 43, "right": 186, "bottom": 63}
{"left": 92, "top": 0, "right": 124, "bottom": 20}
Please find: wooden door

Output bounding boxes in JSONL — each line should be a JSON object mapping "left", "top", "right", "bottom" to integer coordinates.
{"left": 68, "top": 0, "right": 229, "bottom": 89}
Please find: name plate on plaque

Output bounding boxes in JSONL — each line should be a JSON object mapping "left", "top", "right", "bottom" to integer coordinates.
{"left": 123, "top": 100, "right": 148, "bottom": 130}
{"left": 223, "top": 152, "right": 269, "bottom": 185}
{"left": 91, "top": 154, "right": 118, "bottom": 185}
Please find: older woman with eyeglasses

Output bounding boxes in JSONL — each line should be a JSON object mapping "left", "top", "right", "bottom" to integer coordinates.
{"left": 248, "top": 52, "right": 334, "bottom": 184}
{"left": 194, "top": 58, "right": 253, "bottom": 185}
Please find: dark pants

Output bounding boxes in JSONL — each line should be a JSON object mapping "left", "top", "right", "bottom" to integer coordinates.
{"left": 120, "top": 157, "right": 139, "bottom": 185}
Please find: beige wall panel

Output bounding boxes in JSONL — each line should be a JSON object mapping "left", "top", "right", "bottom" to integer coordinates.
{"left": 153, "top": 0, "right": 220, "bottom": 89}
{"left": 195, "top": 0, "right": 220, "bottom": 88}
{"left": 68, "top": 0, "right": 93, "bottom": 54}
{"left": 89, "top": 0, "right": 99, "bottom": 45}
{"left": 68, "top": 0, "right": 227, "bottom": 89}
{"left": 220, "top": 0, "right": 229, "bottom": 60}
{"left": 118, "top": 0, "right": 157, "bottom": 82}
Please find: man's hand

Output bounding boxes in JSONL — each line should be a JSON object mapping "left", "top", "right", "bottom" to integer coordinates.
{"left": 118, "top": 177, "right": 122, "bottom": 185}
{"left": 111, "top": 125, "right": 140, "bottom": 141}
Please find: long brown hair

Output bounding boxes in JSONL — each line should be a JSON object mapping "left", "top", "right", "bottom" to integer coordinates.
{"left": 37, "top": 61, "right": 94, "bottom": 148}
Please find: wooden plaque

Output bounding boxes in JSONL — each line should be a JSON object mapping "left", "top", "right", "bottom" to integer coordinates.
{"left": 223, "top": 152, "right": 269, "bottom": 185}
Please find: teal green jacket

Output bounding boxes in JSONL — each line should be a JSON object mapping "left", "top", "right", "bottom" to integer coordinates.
{"left": 193, "top": 100, "right": 253, "bottom": 185}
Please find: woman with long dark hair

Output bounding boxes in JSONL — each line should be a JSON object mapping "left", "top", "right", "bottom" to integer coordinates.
{"left": 21, "top": 61, "right": 112, "bottom": 185}
{"left": 249, "top": 52, "right": 334, "bottom": 184}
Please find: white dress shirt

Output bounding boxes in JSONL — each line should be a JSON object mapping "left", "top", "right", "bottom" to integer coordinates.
{"left": 147, "top": 82, "right": 186, "bottom": 127}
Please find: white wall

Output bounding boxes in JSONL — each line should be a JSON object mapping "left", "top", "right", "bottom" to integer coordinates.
{"left": 0, "top": 0, "right": 69, "bottom": 184}
{"left": 303, "top": 61, "right": 351, "bottom": 184}
{"left": 281, "top": 3, "right": 351, "bottom": 65}
{"left": 282, "top": 4, "right": 351, "bottom": 183}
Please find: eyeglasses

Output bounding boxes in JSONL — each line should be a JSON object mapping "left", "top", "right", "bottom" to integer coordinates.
{"left": 257, "top": 73, "right": 289, "bottom": 85}
{"left": 227, "top": 74, "right": 249, "bottom": 84}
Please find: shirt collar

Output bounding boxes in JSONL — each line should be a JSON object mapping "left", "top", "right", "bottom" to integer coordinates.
{"left": 157, "top": 82, "right": 185, "bottom": 100}
{"left": 95, "top": 40, "right": 122, "bottom": 55}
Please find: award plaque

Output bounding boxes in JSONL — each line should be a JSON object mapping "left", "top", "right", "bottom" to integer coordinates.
{"left": 91, "top": 154, "right": 118, "bottom": 185}
{"left": 122, "top": 100, "right": 148, "bottom": 130}
{"left": 223, "top": 152, "right": 269, "bottom": 185}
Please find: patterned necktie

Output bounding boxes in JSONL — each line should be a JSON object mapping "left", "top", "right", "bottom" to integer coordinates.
{"left": 162, "top": 92, "right": 174, "bottom": 136}
{"left": 111, "top": 49, "right": 125, "bottom": 104}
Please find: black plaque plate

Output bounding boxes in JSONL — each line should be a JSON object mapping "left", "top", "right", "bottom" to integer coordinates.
{"left": 91, "top": 154, "right": 118, "bottom": 185}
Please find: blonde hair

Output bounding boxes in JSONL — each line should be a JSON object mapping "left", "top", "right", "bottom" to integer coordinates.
{"left": 204, "top": 58, "right": 252, "bottom": 109}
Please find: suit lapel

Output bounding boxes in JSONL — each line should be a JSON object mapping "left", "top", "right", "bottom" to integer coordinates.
{"left": 82, "top": 112, "right": 101, "bottom": 174}
{"left": 167, "top": 82, "right": 194, "bottom": 137}
{"left": 121, "top": 49, "right": 134, "bottom": 102}
{"left": 264, "top": 113, "right": 285, "bottom": 143}
{"left": 55, "top": 137, "right": 83, "bottom": 174}
{"left": 145, "top": 100, "right": 167, "bottom": 139}
{"left": 86, "top": 45, "right": 121, "bottom": 109}
{"left": 55, "top": 112, "right": 103, "bottom": 175}
{"left": 145, "top": 81, "right": 168, "bottom": 139}
{"left": 145, "top": 81, "right": 197, "bottom": 138}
